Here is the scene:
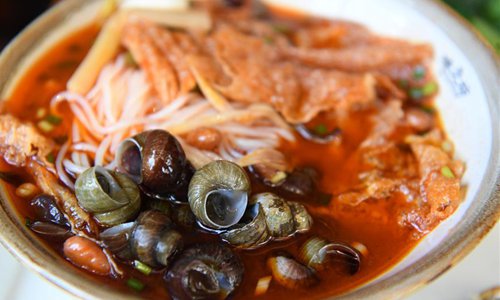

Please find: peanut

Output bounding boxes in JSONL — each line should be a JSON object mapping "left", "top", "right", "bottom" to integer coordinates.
{"left": 185, "top": 127, "right": 222, "bottom": 151}
{"left": 63, "top": 236, "right": 110, "bottom": 275}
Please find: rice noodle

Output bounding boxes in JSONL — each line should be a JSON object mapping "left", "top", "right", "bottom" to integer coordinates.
{"left": 51, "top": 54, "right": 295, "bottom": 184}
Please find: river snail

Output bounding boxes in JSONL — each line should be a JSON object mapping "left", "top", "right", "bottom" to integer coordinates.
{"left": 100, "top": 210, "right": 183, "bottom": 268}
{"left": 115, "top": 129, "right": 194, "bottom": 202}
{"left": 267, "top": 254, "right": 318, "bottom": 289}
{"left": 188, "top": 160, "right": 250, "bottom": 230}
{"left": 299, "top": 237, "right": 361, "bottom": 274}
{"left": 164, "top": 243, "right": 244, "bottom": 300}
{"left": 75, "top": 166, "right": 141, "bottom": 226}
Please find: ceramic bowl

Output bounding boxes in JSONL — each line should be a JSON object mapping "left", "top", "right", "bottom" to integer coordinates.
{"left": 0, "top": 0, "right": 498, "bottom": 299}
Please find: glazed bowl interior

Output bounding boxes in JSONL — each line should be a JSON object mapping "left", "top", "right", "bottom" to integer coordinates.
{"left": 0, "top": 0, "right": 498, "bottom": 299}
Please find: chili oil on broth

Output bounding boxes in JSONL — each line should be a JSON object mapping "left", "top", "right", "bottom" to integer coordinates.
{"left": 1, "top": 19, "right": 425, "bottom": 300}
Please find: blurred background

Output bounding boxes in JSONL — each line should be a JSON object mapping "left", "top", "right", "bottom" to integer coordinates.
{"left": 0, "top": 0, "right": 500, "bottom": 52}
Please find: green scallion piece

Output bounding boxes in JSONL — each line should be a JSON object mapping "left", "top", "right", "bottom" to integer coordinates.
{"left": 133, "top": 260, "right": 152, "bottom": 276}
{"left": 272, "top": 23, "right": 289, "bottom": 34}
{"left": 314, "top": 124, "right": 328, "bottom": 135}
{"left": 263, "top": 36, "right": 274, "bottom": 45}
{"left": 25, "top": 217, "right": 32, "bottom": 227}
{"left": 420, "top": 106, "right": 435, "bottom": 114}
{"left": 36, "top": 108, "right": 47, "bottom": 119}
{"left": 45, "top": 114, "right": 62, "bottom": 125}
{"left": 421, "top": 82, "right": 438, "bottom": 97}
{"left": 413, "top": 65, "right": 426, "bottom": 80}
{"left": 398, "top": 80, "right": 409, "bottom": 89}
{"left": 441, "top": 166, "right": 455, "bottom": 179}
{"left": 127, "top": 278, "right": 145, "bottom": 292}
{"left": 409, "top": 88, "right": 423, "bottom": 99}
{"left": 46, "top": 153, "right": 56, "bottom": 164}
{"left": 37, "top": 120, "right": 55, "bottom": 133}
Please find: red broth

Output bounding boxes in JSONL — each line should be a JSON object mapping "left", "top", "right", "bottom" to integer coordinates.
{"left": 0, "top": 15, "right": 444, "bottom": 300}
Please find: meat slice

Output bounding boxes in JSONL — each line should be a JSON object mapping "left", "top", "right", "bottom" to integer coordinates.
{"left": 0, "top": 115, "right": 55, "bottom": 167}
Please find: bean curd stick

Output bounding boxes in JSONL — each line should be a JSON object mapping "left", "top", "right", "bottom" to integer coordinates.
{"left": 67, "top": 12, "right": 126, "bottom": 95}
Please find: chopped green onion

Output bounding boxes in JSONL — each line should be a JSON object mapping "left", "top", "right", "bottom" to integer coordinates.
{"left": 272, "top": 23, "right": 290, "bottom": 34}
{"left": 263, "top": 36, "right": 274, "bottom": 45}
{"left": 313, "top": 124, "right": 328, "bottom": 135}
{"left": 46, "top": 153, "right": 56, "bottom": 164}
{"left": 398, "top": 80, "right": 409, "bottom": 89}
{"left": 420, "top": 105, "right": 435, "bottom": 114}
{"left": 441, "top": 166, "right": 455, "bottom": 179}
{"left": 37, "top": 120, "right": 55, "bottom": 133}
{"left": 133, "top": 260, "right": 152, "bottom": 276}
{"left": 36, "top": 108, "right": 47, "bottom": 119}
{"left": 45, "top": 114, "right": 62, "bottom": 125}
{"left": 25, "top": 217, "right": 32, "bottom": 227}
{"left": 421, "top": 82, "right": 438, "bottom": 97}
{"left": 412, "top": 65, "right": 426, "bottom": 80}
{"left": 409, "top": 88, "right": 423, "bottom": 99}
{"left": 127, "top": 278, "right": 145, "bottom": 292}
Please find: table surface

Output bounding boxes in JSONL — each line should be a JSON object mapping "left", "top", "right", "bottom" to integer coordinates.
{"left": 0, "top": 223, "right": 498, "bottom": 300}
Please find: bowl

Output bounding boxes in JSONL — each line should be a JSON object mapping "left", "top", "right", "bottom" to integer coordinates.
{"left": 0, "top": 0, "right": 498, "bottom": 299}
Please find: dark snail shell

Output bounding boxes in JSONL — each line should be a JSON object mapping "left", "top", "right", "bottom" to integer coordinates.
{"left": 288, "top": 201, "right": 313, "bottom": 233}
{"left": 250, "top": 193, "right": 295, "bottom": 240}
{"left": 299, "top": 237, "right": 361, "bottom": 274}
{"left": 99, "top": 222, "right": 135, "bottom": 260}
{"left": 220, "top": 203, "right": 271, "bottom": 249}
{"left": 267, "top": 255, "right": 318, "bottom": 289}
{"left": 172, "top": 205, "right": 197, "bottom": 228}
{"left": 29, "top": 194, "right": 69, "bottom": 227}
{"left": 188, "top": 160, "right": 250, "bottom": 229}
{"left": 100, "top": 210, "right": 183, "bottom": 268}
{"left": 115, "top": 130, "right": 193, "bottom": 201}
{"left": 75, "top": 166, "right": 140, "bottom": 226}
{"left": 164, "top": 243, "right": 244, "bottom": 300}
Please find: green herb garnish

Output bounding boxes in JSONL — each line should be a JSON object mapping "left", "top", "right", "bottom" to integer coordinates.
{"left": 420, "top": 105, "right": 435, "bottom": 114}
{"left": 412, "top": 65, "right": 426, "bottom": 80}
{"left": 37, "top": 120, "right": 55, "bottom": 133}
{"left": 36, "top": 108, "right": 47, "bottom": 119}
{"left": 127, "top": 278, "right": 145, "bottom": 292}
{"left": 45, "top": 114, "right": 62, "bottom": 125}
{"left": 133, "top": 260, "right": 152, "bottom": 276}
{"left": 441, "top": 166, "right": 455, "bottom": 179}
{"left": 25, "top": 217, "right": 32, "bottom": 227}
{"left": 46, "top": 153, "right": 56, "bottom": 164}
{"left": 398, "top": 79, "right": 409, "bottom": 89}
{"left": 272, "top": 23, "right": 290, "bottom": 34}
{"left": 409, "top": 88, "right": 424, "bottom": 100}
{"left": 313, "top": 124, "right": 328, "bottom": 135}
{"left": 263, "top": 36, "right": 274, "bottom": 45}
{"left": 421, "top": 82, "right": 438, "bottom": 96}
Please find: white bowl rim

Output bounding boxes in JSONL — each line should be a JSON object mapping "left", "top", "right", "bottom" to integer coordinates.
{"left": 0, "top": 0, "right": 497, "bottom": 299}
